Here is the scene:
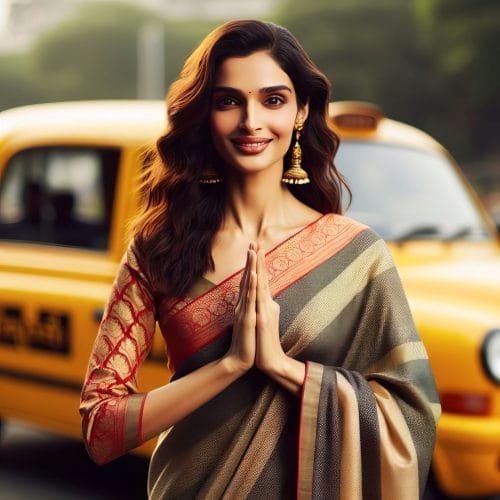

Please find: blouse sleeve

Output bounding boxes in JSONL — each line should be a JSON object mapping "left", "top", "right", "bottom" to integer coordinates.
{"left": 297, "top": 237, "right": 441, "bottom": 500}
{"left": 79, "top": 242, "right": 157, "bottom": 465}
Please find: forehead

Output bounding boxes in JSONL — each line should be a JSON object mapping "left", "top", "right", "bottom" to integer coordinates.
{"left": 214, "top": 51, "right": 294, "bottom": 91}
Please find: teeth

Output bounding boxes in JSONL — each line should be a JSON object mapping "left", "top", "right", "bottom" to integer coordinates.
{"left": 238, "top": 142, "right": 266, "bottom": 147}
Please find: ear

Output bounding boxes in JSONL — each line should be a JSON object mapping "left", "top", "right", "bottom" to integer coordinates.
{"left": 296, "top": 98, "right": 310, "bottom": 125}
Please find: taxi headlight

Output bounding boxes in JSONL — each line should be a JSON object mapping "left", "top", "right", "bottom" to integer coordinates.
{"left": 481, "top": 329, "right": 500, "bottom": 384}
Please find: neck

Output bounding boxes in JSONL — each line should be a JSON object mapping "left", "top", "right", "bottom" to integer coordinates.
{"left": 223, "top": 167, "right": 295, "bottom": 240}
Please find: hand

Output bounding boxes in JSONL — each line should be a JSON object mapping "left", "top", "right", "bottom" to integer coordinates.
{"left": 254, "top": 244, "right": 286, "bottom": 374}
{"left": 224, "top": 244, "right": 257, "bottom": 373}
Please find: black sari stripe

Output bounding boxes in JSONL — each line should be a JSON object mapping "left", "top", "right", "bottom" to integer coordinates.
{"left": 312, "top": 367, "right": 341, "bottom": 500}
{"left": 275, "top": 228, "right": 380, "bottom": 336}
{"left": 338, "top": 368, "right": 382, "bottom": 500}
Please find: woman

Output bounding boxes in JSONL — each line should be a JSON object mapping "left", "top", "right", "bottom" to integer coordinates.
{"left": 80, "top": 19, "right": 440, "bottom": 499}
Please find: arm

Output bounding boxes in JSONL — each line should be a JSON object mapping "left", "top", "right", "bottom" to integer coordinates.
{"left": 79, "top": 243, "right": 155, "bottom": 464}
{"left": 140, "top": 356, "right": 243, "bottom": 443}
{"left": 80, "top": 243, "right": 258, "bottom": 465}
{"left": 142, "top": 244, "right": 259, "bottom": 443}
{"left": 254, "top": 246, "right": 305, "bottom": 395}
{"left": 254, "top": 239, "right": 440, "bottom": 497}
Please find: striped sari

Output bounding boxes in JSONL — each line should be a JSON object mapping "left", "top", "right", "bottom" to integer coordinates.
{"left": 80, "top": 214, "right": 440, "bottom": 499}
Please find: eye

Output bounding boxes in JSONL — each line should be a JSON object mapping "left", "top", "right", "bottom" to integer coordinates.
{"left": 214, "top": 95, "right": 239, "bottom": 109}
{"left": 266, "top": 95, "right": 286, "bottom": 106}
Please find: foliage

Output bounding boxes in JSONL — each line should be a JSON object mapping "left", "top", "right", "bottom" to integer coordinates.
{"left": 30, "top": 1, "right": 217, "bottom": 101}
{"left": 415, "top": 0, "right": 500, "bottom": 155}
{"left": 273, "top": 0, "right": 499, "bottom": 159}
{"left": 0, "top": 0, "right": 498, "bottom": 162}
{"left": 0, "top": 54, "right": 44, "bottom": 109}
{"left": 0, "top": 1, "right": 217, "bottom": 108}
{"left": 275, "top": 0, "right": 436, "bottom": 127}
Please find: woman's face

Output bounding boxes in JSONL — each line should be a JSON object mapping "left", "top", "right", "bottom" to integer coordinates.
{"left": 209, "top": 50, "right": 308, "bottom": 178}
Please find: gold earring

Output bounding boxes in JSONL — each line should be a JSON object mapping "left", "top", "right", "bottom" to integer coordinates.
{"left": 282, "top": 123, "right": 310, "bottom": 185}
{"left": 199, "top": 166, "right": 223, "bottom": 184}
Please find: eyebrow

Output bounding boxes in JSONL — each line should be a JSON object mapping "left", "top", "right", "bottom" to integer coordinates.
{"left": 213, "top": 85, "right": 293, "bottom": 94}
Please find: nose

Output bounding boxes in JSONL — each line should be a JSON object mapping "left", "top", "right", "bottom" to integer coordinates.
{"left": 239, "top": 100, "right": 262, "bottom": 132}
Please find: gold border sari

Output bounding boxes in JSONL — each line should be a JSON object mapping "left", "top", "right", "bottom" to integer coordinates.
{"left": 149, "top": 214, "right": 440, "bottom": 499}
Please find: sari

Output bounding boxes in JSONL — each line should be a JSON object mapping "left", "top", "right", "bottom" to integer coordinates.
{"left": 80, "top": 213, "right": 440, "bottom": 499}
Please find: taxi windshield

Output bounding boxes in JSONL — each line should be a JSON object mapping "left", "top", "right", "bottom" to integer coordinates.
{"left": 337, "top": 141, "right": 491, "bottom": 242}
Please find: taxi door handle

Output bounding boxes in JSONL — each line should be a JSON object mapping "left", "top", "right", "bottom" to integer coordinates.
{"left": 93, "top": 308, "right": 104, "bottom": 323}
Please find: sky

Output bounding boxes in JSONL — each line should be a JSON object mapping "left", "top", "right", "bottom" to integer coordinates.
{"left": 0, "top": 0, "right": 8, "bottom": 30}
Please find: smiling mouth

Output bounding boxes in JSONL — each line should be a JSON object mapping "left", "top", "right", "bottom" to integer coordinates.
{"left": 231, "top": 137, "right": 272, "bottom": 154}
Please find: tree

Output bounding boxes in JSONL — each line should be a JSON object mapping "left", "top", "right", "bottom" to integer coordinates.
{"left": 274, "top": 0, "right": 500, "bottom": 159}
{"left": 274, "top": 0, "right": 437, "bottom": 128}
{"left": 415, "top": 0, "right": 500, "bottom": 156}
{"left": 22, "top": 1, "right": 216, "bottom": 102}
{"left": 0, "top": 54, "right": 44, "bottom": 110}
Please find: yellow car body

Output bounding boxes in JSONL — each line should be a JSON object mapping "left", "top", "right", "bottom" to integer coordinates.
{"left": 0, "top": 101, "right": 168, "bottom": 457}
{"left": 0, "top": 100, "right": 499, "bottom": 497}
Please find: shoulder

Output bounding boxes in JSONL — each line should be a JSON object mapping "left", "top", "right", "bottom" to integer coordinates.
{"left": 317, "top": 212, "right": 375, "bottom": 241}
{"left": 126, "top": 238, "right": 142, "bottom": 267}
{"left": 322, "top": 213, "right": 368, "bottom": 231}
{"left": 120, "top": 239, "right": 156, "bottom": 296}
{"left": 319, "top": 213, "right": 393, "bottom": 263}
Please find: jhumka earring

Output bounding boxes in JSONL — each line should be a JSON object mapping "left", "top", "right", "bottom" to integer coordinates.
{"left": 282, "top": 122, "right": 310, "bottom": 185}
{"left": 199, "top": 166, "right": 223, "bottom": 184}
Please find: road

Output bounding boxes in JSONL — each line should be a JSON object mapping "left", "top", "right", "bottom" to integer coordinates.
{"left": 1, "top": 420, "right": 496, "bottom": 500}
{"left": 0, "top": 420, "right": 148, "bottom": 500}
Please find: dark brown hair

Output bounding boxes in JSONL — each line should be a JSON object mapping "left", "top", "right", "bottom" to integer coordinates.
{"left": 133, "top": 19, "right": 349, "bottom": 297}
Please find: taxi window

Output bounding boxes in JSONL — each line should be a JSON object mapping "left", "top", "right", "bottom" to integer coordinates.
{"left": 0, "top": 147, "right": 119, "bottom": 250}
{"left": 338, "top": 141, "right": 491, "bottom": 241}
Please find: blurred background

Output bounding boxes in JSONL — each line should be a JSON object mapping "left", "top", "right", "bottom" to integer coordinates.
{"left": 0, "top": 0, "right": 499, "bottom": 223}
{"left": 0, "top": 2, "right": 499, "bottom": 498}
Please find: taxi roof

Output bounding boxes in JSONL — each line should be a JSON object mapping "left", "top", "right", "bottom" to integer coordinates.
{"left": 0, "top": 100, "right": 167, "bottom": 149}
{"left": 329, "top": 101, "right": 445, "bottom": 153}
{"left": 0, "top": 99, "right": 445, "bottom": 155}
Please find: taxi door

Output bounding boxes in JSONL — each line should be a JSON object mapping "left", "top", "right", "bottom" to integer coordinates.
{"left": 0, "top": 144, "right": 125, "bottom": 438}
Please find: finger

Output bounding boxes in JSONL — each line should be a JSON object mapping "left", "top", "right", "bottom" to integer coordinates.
{"left": 246, "top": 249, "right": 259, "bottom": 307}
{"left": 243, "top": 250, "right": 256, "bottom": 311}
{"left": 237, "top": 248, "right": 252, "bottom": 305}
{"left": 245, "top": 268, "right": 257, "bottom": 313}
{"left": 250, "top": 245, "right": 257, "bottom": 274}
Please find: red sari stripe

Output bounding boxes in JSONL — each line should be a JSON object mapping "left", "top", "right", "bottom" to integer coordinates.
{"left": 159, "top": 214, "right": 367, "bottom": 372}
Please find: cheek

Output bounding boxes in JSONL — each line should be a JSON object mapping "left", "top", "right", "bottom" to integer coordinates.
{"left": 209, "top": 114, "right": 232, "bottom": 159}
{"left": 210, "top": 112, "right": 234, "bottom": 141}
{"left": 270, "top": 111, "right": 297, "bottom": 142}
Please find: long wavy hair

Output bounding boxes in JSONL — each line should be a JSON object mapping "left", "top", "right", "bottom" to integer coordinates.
{"left": 133, "top": 19, "right": 349, "bottom": 298}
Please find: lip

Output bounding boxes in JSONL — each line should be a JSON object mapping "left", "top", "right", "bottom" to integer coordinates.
{"left": 230, "top": 136, "right": 272, "bottom": 155}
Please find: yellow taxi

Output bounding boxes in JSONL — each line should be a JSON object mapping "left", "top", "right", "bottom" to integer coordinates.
{"left": 0, "top": 100, "right": 498, "bottom": 497}
{"left": 331, "top": 101, "right": 500, "bottom": 498}
{"left": 0, "top": 101, "right": 169, "bottom": 456}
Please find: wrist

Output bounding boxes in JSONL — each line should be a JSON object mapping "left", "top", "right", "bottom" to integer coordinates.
{"left": 220, "top": 354, "right": 251, "bottom": 378}
{"left": 263, "top": 355, "right": 306, "bottom": 390}
{"left": 259, "top": 352, "right": 288, "bottom": 378}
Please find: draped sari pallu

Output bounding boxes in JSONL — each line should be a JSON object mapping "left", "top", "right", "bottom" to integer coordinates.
{"left": 80, "top": 214, "right": 441, "bottom": 500}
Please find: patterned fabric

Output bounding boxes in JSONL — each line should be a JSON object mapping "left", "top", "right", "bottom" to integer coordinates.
{"left": 79, "top": 248, "right": 156, "bottom": 464}
{"left": 158, "top": 214, "right": 365, "bottom": 373}
{"left": 80, "top": 214, "right": 440, "bottom": 498}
